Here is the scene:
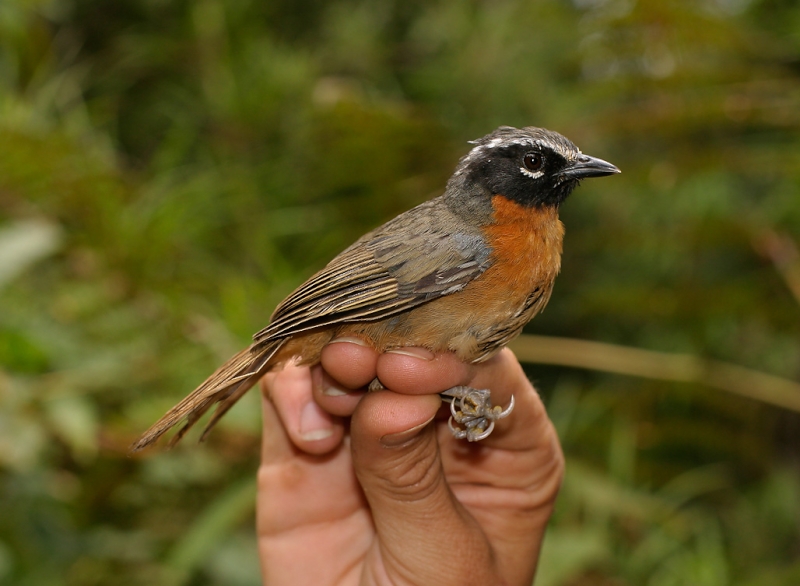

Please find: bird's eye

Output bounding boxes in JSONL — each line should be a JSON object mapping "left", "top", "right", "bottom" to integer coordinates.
{"left": 523, "top": 152, "right": 544, "bottom": 172}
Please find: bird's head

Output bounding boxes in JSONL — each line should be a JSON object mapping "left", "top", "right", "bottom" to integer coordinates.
{"left": 449, "top": 126, "right": 620, "bottom": 210}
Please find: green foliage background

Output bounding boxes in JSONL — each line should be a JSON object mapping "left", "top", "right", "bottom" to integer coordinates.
{"left": 1, "top": 0, "right": 799, "bottom": 584}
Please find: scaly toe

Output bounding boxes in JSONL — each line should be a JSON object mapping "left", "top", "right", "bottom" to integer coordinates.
{"left": 448, "top": 416, "right": 468, "bottom": 439}
{"left": 467, "top": 420, "right": 495, "bottom": 442}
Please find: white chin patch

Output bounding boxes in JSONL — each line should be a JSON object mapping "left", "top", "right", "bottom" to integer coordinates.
{"left": 519, "top": 167, "right": 544, "bottom": 179}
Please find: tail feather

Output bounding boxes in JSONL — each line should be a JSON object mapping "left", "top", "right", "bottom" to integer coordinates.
{"left": 130, "top": 339, "right": 286, "bottom": 452}
{"left": 198, "top": 383, "right": 254, "bottom": 443}
{"left": 196, "top": 342, "right": 285, "bottom": 443}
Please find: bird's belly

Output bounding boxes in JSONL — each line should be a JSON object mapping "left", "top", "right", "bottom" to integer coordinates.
{"left": 338, "top": 268, "right": 553, "bottom": 362}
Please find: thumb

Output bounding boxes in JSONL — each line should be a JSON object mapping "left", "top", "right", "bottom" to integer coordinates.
{"left": 350, "top": 391, "right": 496, "bottom": 583}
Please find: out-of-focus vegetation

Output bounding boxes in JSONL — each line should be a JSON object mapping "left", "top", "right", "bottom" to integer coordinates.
{"left": 1, "top": 0, "right": 799, "bottom": 584}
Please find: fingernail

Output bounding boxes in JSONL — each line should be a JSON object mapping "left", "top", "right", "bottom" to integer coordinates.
{"left": 386, "top": 347, "right": 434, "bottom": 361}
{"left": 312, "top": 365, "right": 353, "bottom": 397}
{"left": 380, "top": 417, "right": 435, "bottom": 447}
{"left": 299, "top": 401, "right": 334, "bottom": 442}
{"left": 328, "top": 336, "right": 368, "bottom": 346}
{"left": 322, "top": 382, "right": 349, "bottom": 397}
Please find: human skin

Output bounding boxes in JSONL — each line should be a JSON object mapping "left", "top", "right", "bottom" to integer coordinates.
{"left": 257, "top": 340, "right": 564, "bottom": 585}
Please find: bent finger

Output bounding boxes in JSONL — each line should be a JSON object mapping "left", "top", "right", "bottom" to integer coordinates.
{"left": 261, "top": 362, "right": 344, "bottom": 458}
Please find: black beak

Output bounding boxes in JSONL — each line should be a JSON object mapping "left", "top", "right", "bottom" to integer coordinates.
{"left": 562, "top": 154, "right": 621, "bottom": 179}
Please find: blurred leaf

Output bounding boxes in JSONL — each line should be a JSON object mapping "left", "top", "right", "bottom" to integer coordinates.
{"left": 164, "top": 477, "right": 256, "bottom": 585}
{"left": 0, "top": 219, "right": 62, "bottom": 288}
{"left": 536, "top": 527, "right": 610, "bottom": 586}
{"left": 43, "top": 396, "right": 99, "bottom": 463}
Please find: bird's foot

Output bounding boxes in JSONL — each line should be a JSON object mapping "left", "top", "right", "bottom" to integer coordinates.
{"left": 440, "top": 386, "right": 515, "bottom": 442}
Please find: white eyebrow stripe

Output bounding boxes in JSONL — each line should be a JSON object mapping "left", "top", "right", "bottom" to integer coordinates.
{"left": 485, "top": 137, "right": 537, "bottom": 149}
{"left": 463, "top": 133, "right": 581, "bottom": 166}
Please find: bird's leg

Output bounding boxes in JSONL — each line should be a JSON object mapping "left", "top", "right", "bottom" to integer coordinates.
{"left": 440, "top": 387, "right": 515, "bottom": 442}
{"left": 368, "top": 378, "right": 385, "bottom": 392}
{"left": 368, "top": 378, "right": 514, "bottom": 442}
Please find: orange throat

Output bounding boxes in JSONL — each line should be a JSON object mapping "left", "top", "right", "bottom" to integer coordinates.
{"left": 483, "top": 195, "right": 565, "bottom": 289}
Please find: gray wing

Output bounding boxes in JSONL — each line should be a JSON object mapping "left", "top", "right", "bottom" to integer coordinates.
{"left": 253, "top": 198, "right": 493, "bottom": 344}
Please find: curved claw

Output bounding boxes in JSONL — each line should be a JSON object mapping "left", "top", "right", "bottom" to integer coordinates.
{"left": 448, "top": 416, "right": 468, "bottom": 439}
{"left": 496, "top": 394, "right": 515, "bottom": 419}
{"left": 449, "top": 396, "right": 461, "bottom": 420}
{"left": 467, "top": 419, "right": 495, "bottom": 442}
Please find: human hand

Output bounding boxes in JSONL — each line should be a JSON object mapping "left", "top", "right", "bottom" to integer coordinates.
{"left": 257, "top": 341, "right": 564, "bottom": 585}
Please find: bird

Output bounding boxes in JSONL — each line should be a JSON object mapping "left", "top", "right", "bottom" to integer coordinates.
{"left": 131, "top": 125, "right": 619, "bottom": 451}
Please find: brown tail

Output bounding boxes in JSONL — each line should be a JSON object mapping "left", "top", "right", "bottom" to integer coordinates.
{"left": 129, "top": 339, "right": 286, "bottom": 452}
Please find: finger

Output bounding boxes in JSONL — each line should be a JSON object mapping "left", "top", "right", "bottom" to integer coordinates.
{"left": 350, "top": 390, "right": 500, "bottom": 583}
{"left": 258, "top": 376, "right": 369, "bottom": 584}
{"left": 261, "top": 361, "right": 345, "bottom": 457}
{"left": 320, "top": 337, "right": 379, "bottom": 388}
{"left": 259, "top": 371, "right": 294, "bottom": 463}
{"left": 311, "top": 367, "right": 365, "bottom": 417}
{"left": 313, "top": 338, "right": 377, "bottom": 417}
{"left": 375, "top": 348, "right": 474, "bottom": 395}
{"left": 258, "top": 365, "right": 364, "bottom": 530}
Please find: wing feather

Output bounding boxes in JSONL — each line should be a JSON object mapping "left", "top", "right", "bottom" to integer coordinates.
{"left": 254, "top": 201, "right": 493, "bottom": 346}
